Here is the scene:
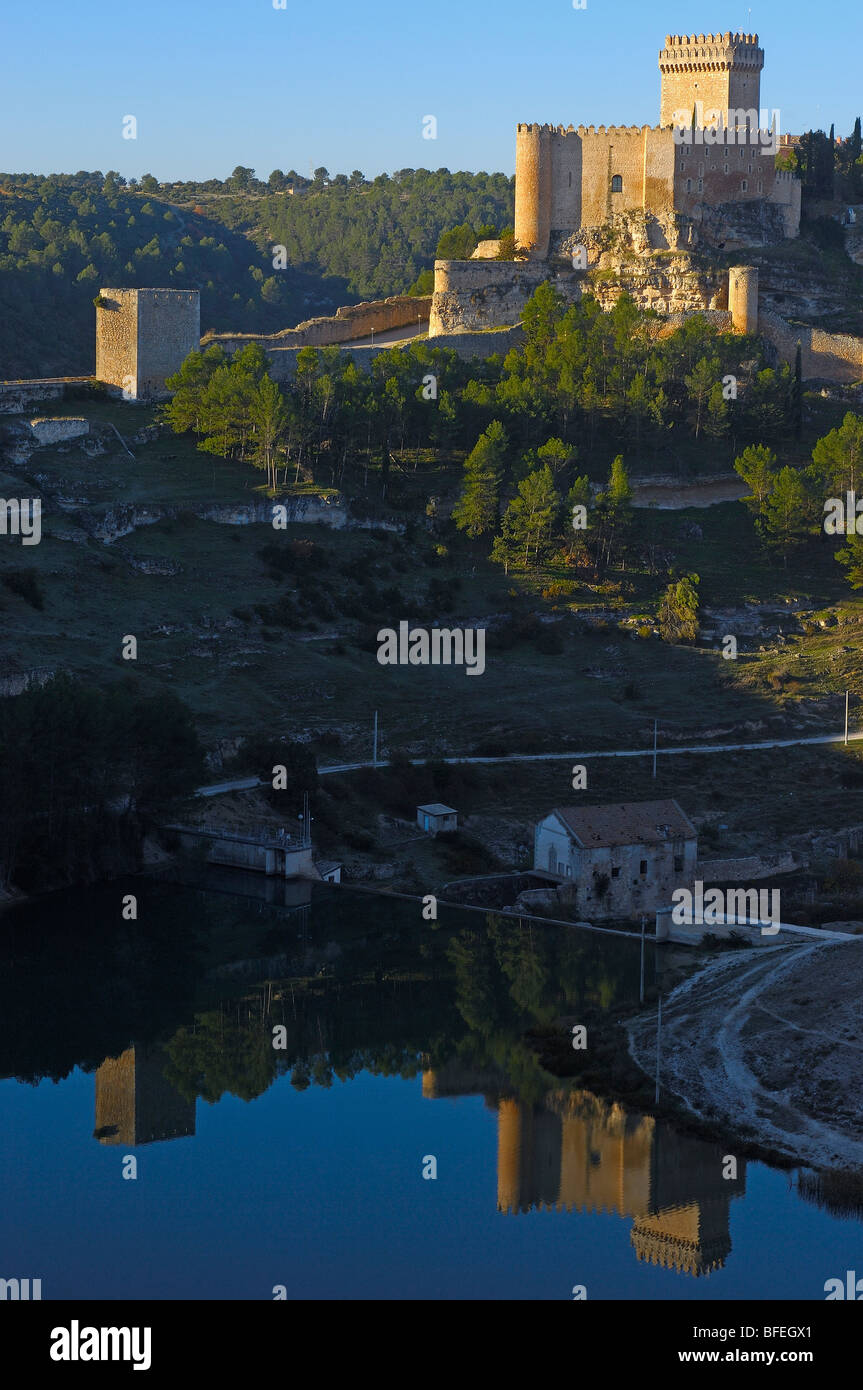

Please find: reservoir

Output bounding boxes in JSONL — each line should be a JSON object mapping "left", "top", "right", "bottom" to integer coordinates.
{"left": 0, "top": 877, "right": 858, "bottom": 1300}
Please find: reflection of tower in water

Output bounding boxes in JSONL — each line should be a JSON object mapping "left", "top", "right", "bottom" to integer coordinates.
{"left": 423, "top": 1065, "right": 745, "bottom": 1278}
{"left": 94, "top": 1042, "right": 196, "bottom": 1146}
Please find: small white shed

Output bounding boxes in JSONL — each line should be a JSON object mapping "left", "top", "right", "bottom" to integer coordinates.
{"left": 417, "top": 803, "right": 458, "bottom": 835}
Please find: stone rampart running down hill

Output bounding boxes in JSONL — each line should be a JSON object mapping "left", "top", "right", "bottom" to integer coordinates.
{"left": 202, "top": 295, "right": 431, "bottom": 353}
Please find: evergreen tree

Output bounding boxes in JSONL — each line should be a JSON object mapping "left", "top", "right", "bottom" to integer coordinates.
{"left": 452, "top": 421, "right": 508, "bottom": 538}
{"left": 659, "top": 574, "right": 700, "bottom": 643}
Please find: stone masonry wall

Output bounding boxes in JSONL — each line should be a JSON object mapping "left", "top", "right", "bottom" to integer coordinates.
{"left": 204, "top": 295, "right": 431, "bottom": 353}
{"left": 430, "top": 260, "right": 579, "bottom": 335}
{"left": 95, "top": 289, "right": 138, "bottom": 393}
{"left": 135, "top": 289, "right": 200, "bottom": 398}
{"left": 96, "top": 288, "right": 199, "bottom": 400}
{"left": 759, "top": 309, "right": 863, "bottom": 383}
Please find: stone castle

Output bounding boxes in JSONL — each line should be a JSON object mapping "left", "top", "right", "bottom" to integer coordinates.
{"left": 14, "top": 28, "right": 854, "bottom": 409}
{"left": 514, "top": 31, "right": 800, "bottom": 261}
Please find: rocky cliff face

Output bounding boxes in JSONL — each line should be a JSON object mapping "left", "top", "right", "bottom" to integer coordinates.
{"left": 555, "top": 213, "right": 725, "bottom": 315}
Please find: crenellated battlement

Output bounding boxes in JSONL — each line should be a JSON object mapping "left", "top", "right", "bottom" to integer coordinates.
{"left": 662, "top": 32, "right": 760, "bottom": 49}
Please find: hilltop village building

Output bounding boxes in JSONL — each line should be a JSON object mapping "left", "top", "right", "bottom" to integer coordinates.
{"left": 533, "top": 800, "right": 698, "bottom": 920}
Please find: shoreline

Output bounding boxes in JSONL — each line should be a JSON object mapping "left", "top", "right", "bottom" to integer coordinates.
{"left": 626, "top": 938, "right": 863, "bottom": 1174}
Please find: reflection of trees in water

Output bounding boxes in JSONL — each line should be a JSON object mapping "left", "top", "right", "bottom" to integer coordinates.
{"left": 449, "top": 913, "right": 641, "bottom": 1034}
{"left": 1, "top": 881, "right": 647, "bottom": 1113}
{"left": 798, "top": 1169, "right": 863, "bottom": 1220}
{"left": 160, "top": 913, "right": 646, "bottom": 1107}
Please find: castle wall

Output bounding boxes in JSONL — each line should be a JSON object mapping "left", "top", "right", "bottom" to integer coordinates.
{"left": 204, "top": 295, "right": 431, "bottom": 354}
{"left": 0, "top": 379, "right": 95, "bottom": 415}
{"left": 95, "top": 289, "right": 138, "bottom": 395}
{"left": 428, "top": 261, "right": 578, "bottom": 336}
{"left": 429, "top": 259, "right": 567, "bottom": 334}
{"left": 758, "top": 309, "right": 863, "bottom": 384}
{"left": 135, "top": 290, "right": 200, "bottom": 399}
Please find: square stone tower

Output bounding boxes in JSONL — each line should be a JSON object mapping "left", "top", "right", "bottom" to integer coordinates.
{"left": 95, "top": 288, "right": 200, "bottom": 400}
{"left": 659, "top": 32, "right": 764, "bottom": 128}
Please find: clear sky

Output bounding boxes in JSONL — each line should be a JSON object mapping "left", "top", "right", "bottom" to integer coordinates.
{"left": 2, "top": 0, "right": 860, "bottom": 182}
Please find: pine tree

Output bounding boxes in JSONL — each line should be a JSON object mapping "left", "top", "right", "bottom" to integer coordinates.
{"left": 452, "top": 421, "right": 508, "bottom": 538}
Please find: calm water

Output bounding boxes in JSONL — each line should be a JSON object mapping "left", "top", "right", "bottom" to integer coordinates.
{"left": 1, "top": 876, "right": 859, "bottom": 1300}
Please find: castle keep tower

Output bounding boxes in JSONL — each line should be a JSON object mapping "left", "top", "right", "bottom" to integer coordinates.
{"left": 659, "top": 32, "right": 764, "bottom": 128}
{"left": 96, "top": 288, "right": 200, "bottom": 401}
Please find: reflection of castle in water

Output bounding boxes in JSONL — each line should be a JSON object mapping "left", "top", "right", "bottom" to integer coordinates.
{"left": 94, "top": 1043, "right": 195, "bottom": 1147}
{"left": 423, "top": 1065, "right": 745, "bottom": 1278}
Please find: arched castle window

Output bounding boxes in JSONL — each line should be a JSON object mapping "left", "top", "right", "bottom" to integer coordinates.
{"left": 611, "top": 175, "right": 623, "bottom": 193}
{"left": 741, "top": 180, "right": 748, "bottom": 192}
{"left": 686, "top": 178, "right": 692, "bottom": 193}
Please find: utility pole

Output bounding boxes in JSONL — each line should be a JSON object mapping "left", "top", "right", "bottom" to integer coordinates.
{"left": 846, "top": 689, "right": 850, "bottom": 746}
{"left": 373, "top": 710, "right": 379, "bottom": 767}
{"left": 653, "top": 719, "right": 658, "bottom": 779}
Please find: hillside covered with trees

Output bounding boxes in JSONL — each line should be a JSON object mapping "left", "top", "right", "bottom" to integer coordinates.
{"left": 0, "top": 168, "right": 513, "bottom": 378}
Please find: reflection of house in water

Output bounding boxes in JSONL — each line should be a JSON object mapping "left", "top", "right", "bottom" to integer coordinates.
{"left": 94, "top": 1043, "right": 195, "bottom": 1147}
{"left": 422, "top": 1064, "right": 745, "bottom": 1278}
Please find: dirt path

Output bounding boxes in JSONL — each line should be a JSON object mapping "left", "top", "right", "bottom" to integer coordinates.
{"left": 627, "top": 939, "right": 863, "bottom": 1170}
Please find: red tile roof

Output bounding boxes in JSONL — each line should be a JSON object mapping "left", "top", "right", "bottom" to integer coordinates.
{"left": 550, "top": 799, "right": 696, "bottom": 849}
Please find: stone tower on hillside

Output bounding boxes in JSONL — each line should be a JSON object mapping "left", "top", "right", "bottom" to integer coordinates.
{"left": 95, "top": 287, "right": 200, "bottom": 401}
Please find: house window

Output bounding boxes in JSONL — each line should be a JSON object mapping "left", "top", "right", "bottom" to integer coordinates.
{"left": 748, "top": 163, "right": 753, "bottom": 174}
{"left": 569, "top": 171, "right": 572, "bottom": 187}
{"left": 640, "top": 860, "right": 648, "bottom": 876}
{"left": 611, "top": 175, "right": 623, "bottom": 193}
{"left": 757, "top": 180, "right": 763, "bottom": 194}
{"left": 611, "top": 867, "right": 621, "bottom": 879}
{"left": 686, "top": 179, "right": 692, "bottom": 193}
{"left": 741, "top": 180, "right": 748, "bottom": 191}
{"left": 698, "top": 162, "right": 704, "bottom": 176}
{"left": 697, "top": 179, "right": 703, "bottom": 193}
{"left": 724, "top": 146, "right": 729, "bottom": 157}
{"left": 724, "top": 163, "right": 729, "bottom": 173}
{"left": 674, "top": 855, "right": 684, "bottom": 873}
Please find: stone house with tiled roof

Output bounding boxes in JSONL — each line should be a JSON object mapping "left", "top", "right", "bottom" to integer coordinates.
{"left": 533, "top": 799, "right": 697, "bottom": 920}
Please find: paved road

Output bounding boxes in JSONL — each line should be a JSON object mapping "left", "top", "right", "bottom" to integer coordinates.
{"left": 196, "top": 726, "right": 863, "bottom": 797}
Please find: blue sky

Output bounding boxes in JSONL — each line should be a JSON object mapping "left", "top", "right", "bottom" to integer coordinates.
{"left": 1, "top": 0, "right": 860, "bottom": 181}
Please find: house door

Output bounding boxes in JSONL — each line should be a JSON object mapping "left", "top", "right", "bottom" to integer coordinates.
{"left": 548, "top": 845, "right": 557, "bottom": 873}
